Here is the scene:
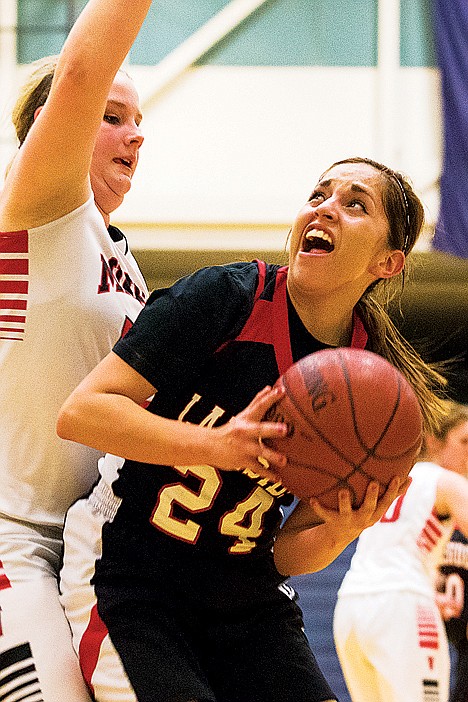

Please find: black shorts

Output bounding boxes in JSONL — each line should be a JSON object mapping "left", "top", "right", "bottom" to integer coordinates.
{"left": 96, "top": 581, "right": 337, "bottom": 702}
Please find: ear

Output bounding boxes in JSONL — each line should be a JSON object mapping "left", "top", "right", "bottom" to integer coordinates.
{"left": 424, "top": 432, "right": 443, "bottom": 457}
{"left": 33, "top": 105, "right": 44, "bottom": 121}
{"left": 369, "top": 249, "right": 405, "bottom": 280}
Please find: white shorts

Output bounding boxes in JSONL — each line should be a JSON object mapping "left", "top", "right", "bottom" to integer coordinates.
{"left": 333, "top": 590, "right": 450, "bottom": 702}
{"left": 0, "top": 514, "right": 92, "bottom": 702}
{"left": 59, "top": 479, "right": 138, "bottom": 702}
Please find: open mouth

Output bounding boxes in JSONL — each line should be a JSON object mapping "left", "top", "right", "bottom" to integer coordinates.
{"left": 114, "top": 158, "right": 132, "bottom": 169}
{"left": 302, "top": 229, "right": 334, "bottom": 254}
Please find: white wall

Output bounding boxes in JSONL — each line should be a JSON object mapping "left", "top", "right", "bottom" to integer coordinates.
{"left": 0, "top": 63, "right": 443, "bottom": 251}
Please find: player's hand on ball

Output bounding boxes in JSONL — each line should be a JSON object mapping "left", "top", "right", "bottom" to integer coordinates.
{"left": 212, "top": 385, "right": 288, "bottom": 479}
{"left": 309, "top": 476, "right": 407, "bottom": 541}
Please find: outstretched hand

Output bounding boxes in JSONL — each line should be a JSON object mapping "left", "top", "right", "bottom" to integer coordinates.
{"left": 308, "top": 476, "right": 411, "bottom": 541}
{"left": 211, "top": 385, "right": 288, "bottom": 480}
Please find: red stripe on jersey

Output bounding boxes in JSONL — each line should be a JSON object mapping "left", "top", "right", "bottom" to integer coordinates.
{"left": 421, "top": 526, "right": 438, "bottom": 547}
{"left": 0, "top": 315, "right": 26, "bottom": 323}
{"left": 417, "top": 606, "right": 439, "bottom": 650}
{"left": 0, "top": 231, "right": 28, "bottom": 253}
{"left": 0, "top": 281, "right": 28, "bottom": 294}
{"left": 0, "top": 259, "right": 28, "bottom": 275}
{"left": 0, "top": 327, "right": 24, "bottom": 334}
{"left": 0, "top": 561, "right": 12, "bottom": 590}
{"left": 79, "top": 603, "right": 108, "bottom": 695}
{"left": 0, "top": 574, "right": 11, "bottom": 590}
{"left": 427, "top": 516, "right": 443, "bottom": 538}
{"left": 419, "top": 639, "right": 439, "bottom": 650}
{"left": 0, "top": 299, "right": 27, "bottom": 310}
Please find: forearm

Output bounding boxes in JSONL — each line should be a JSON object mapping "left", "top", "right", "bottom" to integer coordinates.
{"left": 57, "top": 390, "right": 219, "bottom": 467}
{"left": 57, "top": 353, "right": 289, "bottom": 475}
{"left": 58, "top": 0, "right": 153, "bottom": 79}
{"left": 274, "top": 523, "right": 356, "bottom": 576}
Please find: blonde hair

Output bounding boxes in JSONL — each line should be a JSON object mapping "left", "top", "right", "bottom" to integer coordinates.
{"left": 11, "top": 56, "right": 132, "bottom": 147}
{"left": 12, "top": 55, "right": 59, "bottom": 146}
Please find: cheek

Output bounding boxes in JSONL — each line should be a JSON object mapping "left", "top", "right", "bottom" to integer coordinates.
{"left": 95, "top": 125, "right": 118, "bottom": 155}
{"left": 290, "top": 207, "right": 311, "bottom": 243}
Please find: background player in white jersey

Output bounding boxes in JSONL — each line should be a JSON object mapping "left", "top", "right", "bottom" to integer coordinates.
{"left": 333, "top": 402, "right": 468, "bottom": 702}
{"left": 436, "top": 530, "right": 468, "bottom": 702}
{"left": 0, "top": 1, "right": 154, "bottom": 699}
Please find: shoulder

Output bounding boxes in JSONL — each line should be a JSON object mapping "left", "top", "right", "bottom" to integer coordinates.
{"left": 0, "top": 195, "right": 99, "bottom": 237}
{"left": 146, "top": 260, "right": 281, "bottom": 314}
{"left": 170, "top": 261, "right": 260, "bottom": 298}
{"left": 409, "top": 460, "right": 443, "bottom": 482}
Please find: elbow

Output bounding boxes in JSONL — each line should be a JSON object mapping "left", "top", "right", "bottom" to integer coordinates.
{"left": 274, "top": 556, "right": 290, "bottom": 579}
{"left": 56, "top": 396, "right": 83, "bottom": 442}
{"left": 274, "top": 546, "right": 299, "bottom": 578}
{"left": 54, "top": 51, "right": 97, "bottom": 94}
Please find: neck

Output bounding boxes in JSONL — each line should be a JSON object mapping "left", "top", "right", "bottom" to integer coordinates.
{"left": 288, "top": 284, "right": 356, "bottom": 347}
{"left": 95, "top": 199, "right": 110, "bottom": 228}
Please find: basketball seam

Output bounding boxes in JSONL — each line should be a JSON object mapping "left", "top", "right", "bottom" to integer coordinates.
{"left": 281, "top": 350, "right": 417, "bottom": 502}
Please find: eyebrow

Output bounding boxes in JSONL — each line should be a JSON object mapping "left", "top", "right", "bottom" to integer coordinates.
{"left": 350, "top": 183, "right": 372, "bottom": 197}
{"left": 318, "top": 179, "right": 373, "bottom": 198}
{"left": 106, "top": 100, "right": 143, "bottom": 122}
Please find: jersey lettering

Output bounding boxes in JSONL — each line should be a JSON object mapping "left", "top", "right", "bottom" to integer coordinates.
{"left": 97, "top": 255, "right": 146, "bottom": 303}
{"left": 150, "top": 397, "right": 278, "bottom": 553}
{"left": 380, "top": 493, "right": 406, "bottom": 523}
{"left": 151, "top": 463, "right": 221, "bottom": 544}
{"left": 242, "top": 468, "right": 289, "bottom": 497}
{"left": 220, "top": 487, "right": 274, "bottom": 553}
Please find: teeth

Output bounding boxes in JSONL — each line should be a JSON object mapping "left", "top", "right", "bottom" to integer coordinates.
{"left": 305, "top": 229, "right": 332, "bottom": 245}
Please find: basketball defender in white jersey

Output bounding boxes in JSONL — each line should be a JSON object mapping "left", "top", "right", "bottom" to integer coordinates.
{"left": 0, "top": 1, "right": 153, "bottom": 700}
{"left": 333, "top": 403, "right": 468, "bottom": 702}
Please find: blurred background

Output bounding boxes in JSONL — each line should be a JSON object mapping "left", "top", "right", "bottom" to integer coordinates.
{"left": 1, "top": 2, "right": 467, "bottom": 699}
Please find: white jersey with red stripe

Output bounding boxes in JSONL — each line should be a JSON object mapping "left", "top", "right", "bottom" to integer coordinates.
{"left": 0, "top": 197, "right": 147, "bottom": 526}
{"left": 338, "top": 461, "right": 454, "bottom": 598}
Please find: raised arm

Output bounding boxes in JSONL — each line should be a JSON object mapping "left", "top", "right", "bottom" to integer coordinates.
{"left": 0, "top": 0, "right": 152, "bottom": 229}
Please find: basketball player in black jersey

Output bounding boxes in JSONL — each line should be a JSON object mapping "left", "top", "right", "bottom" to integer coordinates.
{"left": 57, "top": 158, "right": 447, "bottom": 702}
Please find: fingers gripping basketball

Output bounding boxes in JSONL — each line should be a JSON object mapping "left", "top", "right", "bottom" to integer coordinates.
{"left": 264, "top": 348, "right": 423, "bottom": 507}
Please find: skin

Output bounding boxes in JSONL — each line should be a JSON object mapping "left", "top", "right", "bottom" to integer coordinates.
{"left": 428, "top": 420, "right": 468, "bottom": 479}
{"left": 56, "top": 162, "right": 410, "bottom": 576}
{"left": 89, "top": 73, "right": 144, "bottom": 223}
{"left": 287, "top": 163, "right": 405, "bottom": 346}
{"left": 29, "top": 72, "right": 144, "bottom": 226}
{"left": 430, "top": 419, "right": 468, "bottom": 536}
{"left": 0, "top": 0, "right": 151, "bottom": 232}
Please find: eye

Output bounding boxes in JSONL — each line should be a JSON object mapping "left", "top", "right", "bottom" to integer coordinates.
{"left": 347, "top": 199, "right": 367, "bottom": 213}
{"left": 308, "top": 190, "right": 325, "bottom": 204}
{"left": 103, "top": 114, "right": 120, "bottom": 125}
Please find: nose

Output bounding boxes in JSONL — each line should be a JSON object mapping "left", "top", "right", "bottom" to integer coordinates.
{"left": 313, "top": 197, "right": 337, "bottom": 221}
{"left": 126, "top": 124, "right": 144, "bottom": 149}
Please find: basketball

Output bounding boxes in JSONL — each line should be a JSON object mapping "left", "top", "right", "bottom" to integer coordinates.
{"left": 263, "top": 348, "right": 423, "bottom": 507}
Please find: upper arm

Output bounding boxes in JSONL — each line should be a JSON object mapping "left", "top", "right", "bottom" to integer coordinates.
{"left": 0, "top": 0, "right": 152, "bottom": 229}
{"left": 112, "top": 265, "right": 256, "bottom": 393}
{"left": 5, "top": 95, "right": 97, "bottom": 224}
{"left": 279, "top": 500, "right": 323, "bottom": 535}
{"left": 68, "top": 351, "right": 157, "bottom": 407}
{"left": 1, "top": 65, "right": 104, "bottom": 229}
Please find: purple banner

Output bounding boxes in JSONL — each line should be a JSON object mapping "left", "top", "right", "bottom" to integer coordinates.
{"left": 432, "top": 0, "right": 468, "bottom": 258}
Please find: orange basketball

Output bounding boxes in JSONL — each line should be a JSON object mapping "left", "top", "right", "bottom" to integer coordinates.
{"left": 264, "top": 348, "right": 422, "bottom": 507}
